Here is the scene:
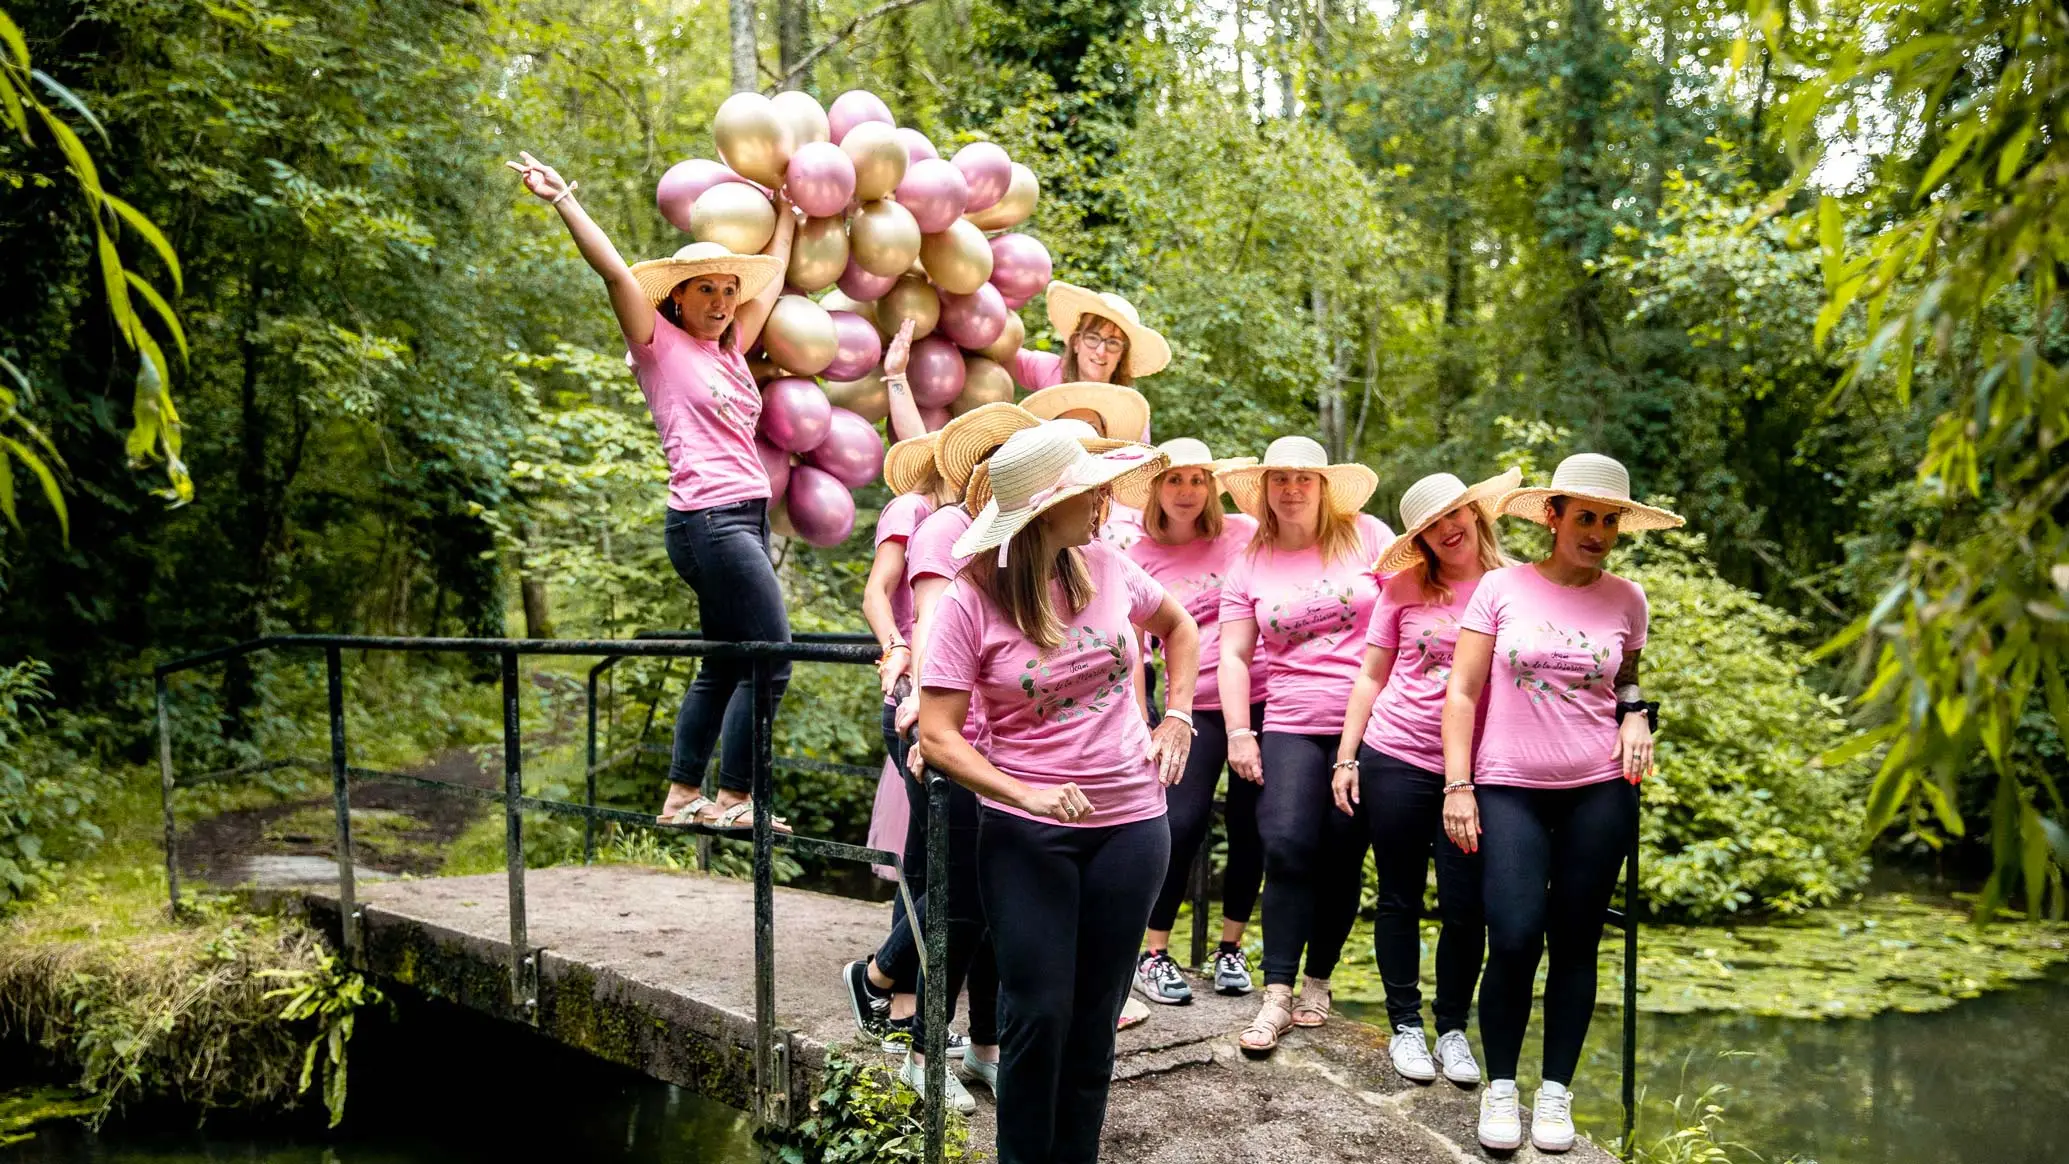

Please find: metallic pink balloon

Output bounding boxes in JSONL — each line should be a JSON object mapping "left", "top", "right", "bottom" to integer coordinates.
{"left": 784, "top": 463, "right": 858, "bottom": 546}
{"left": 937, "top": 282, "right": 1009, "bottom": 350}
{"left": 1001, "top": 290, "right": 1034, "bottom": 311}
{"left": 894, "top": 158, "right": 969, "bottom": 234}
{"left": 827, "top": 90, "right": 895, "bottom": 145}
{"left": 757, "top": 439, "right": 793, "bottom": 503}
{"left": 803, "top": 407, "right": 886, "bottom": 490}
{"left": 952, "top": 142, "right": 1013, "bottom": 213}
{"left": 920, "top": 406, "right": 951, "bottom": 432}
{"left": 784, "top": 141, "right": 856, "bottom": 219}
{"left": 657, "top": 160, "right": 752, "bottom": 233}
{"left": 895, "top": 128, "right": 939, "bottom": 164}
{"left": 906, "top": 336, "right": 967, "bottom": 408}
{"left": 825, "top": 311, "right": 883, "bottom": 381}
{"left": 987, "top": 232, "right": 1054, "bottom": 304}
{"left": 838, "top": 258, "right": 899, "bottom": 302}
{"left": 758, "top": 377, "right": 834, "bottom": 453}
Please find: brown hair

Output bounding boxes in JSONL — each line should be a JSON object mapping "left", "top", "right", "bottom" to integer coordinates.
{"left": 967, "top": 529, "right": 1097, "bottom": 650}
{"left": 1250, "top": 486, "right": 1365, "bottom": 568}
{"left": 1058, "top": 315, "right": 1135, "bottom": 387}
{"left": 1143, "top": 468, "right": 1226, "bottom": 543}
{"left": 1412, "top": 510, "right": 1511, "bottom": 605}
{"left": 661, "top": 279, "right": 740, "bottom": 350}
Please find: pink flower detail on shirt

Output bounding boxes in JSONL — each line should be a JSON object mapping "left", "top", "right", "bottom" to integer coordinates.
{"left": 1507, "top": 622, "right": 1613, "bottom": 703}
{"left": 1267, "top": 579, "right": 1358, "bottom": 647}
{"left": 1019, "top": 625, "right": 1131, "bottom": 723}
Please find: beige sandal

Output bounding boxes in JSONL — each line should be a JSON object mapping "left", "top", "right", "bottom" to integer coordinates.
{"left": 1239, "top": 985, "right": 1294, "bottom": 1056}
{"left": 1291, "top": 977, "right": 1332, "bottom": 1028}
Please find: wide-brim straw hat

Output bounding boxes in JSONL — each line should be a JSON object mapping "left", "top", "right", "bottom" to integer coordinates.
{"left": 1044, "top": 282, "right": 1172, "bottom": 378}
{"left": 965, "top": 419, "right": 1128, "bottom": 514}
{"left": 1498, "top": 453, "right": 1685, "bottom": 532}
{"left": 628, "top": 242, "right": 783, "bottom": 306}
{"left": 934, "top": 402, "right": 1041, "bottom": 494}
{"left": 1218, "top": 436, "right": 1379, "bottom": 521}
{"left": 883, "top": 432, "right": 943, "bottom": 496}
{"left": 952, "top": 423, "right": 1170, "bottom": 564}
{"left": 1374, "top": 467, "right": 1524, "bottom": 574}
{"left": 1110, "top": 438, "right": 1256, "bottom": 509}
{"left": 1021, "top": 382, "right": 1151, "bottom": 443}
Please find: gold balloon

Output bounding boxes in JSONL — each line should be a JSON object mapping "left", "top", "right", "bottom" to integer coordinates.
{"left": 713, "top": 91, "right": 794, "bottom": 188}
{"left": 841, "top": 121, "right": 909, "bottom": 202}
{"left": 877, "top": 276, "right": 940, "bottom": 341}
{"left": 819, "top": 287, "right": 877, "bottom": 323}
{"left": 848, "top": 199, "right": 922, "bottom": 277}
{"left": 965, "top": 163, "right": 1039, "bottom": 231}
{"left": 919, "top": 219, "right": 995, "bottom": 296}
{"left": 770, "top": 90, "right": 830, "bottom": 147}
{"left": 690, "top": 182, "right": 776, "bottom": 254}
{"left": 978, "top": 311, "right": 1025, "bottom": 364}
{"left": 787, "top": 215, "right": 849, "bottom": 293}
{"left": 770, "top": 499, "right": 799, "bottom": 539}
{"left": 951, "top": 356, "right": 1016, "bottom": 416}
{"left": 748, "top": 353, "right": 787, "bottom": 383}
{"left": 761, "top": 295, "right": 839, "bottom": 377}
{"left": 823, "top": 370, "right": 890, "bottom": 423}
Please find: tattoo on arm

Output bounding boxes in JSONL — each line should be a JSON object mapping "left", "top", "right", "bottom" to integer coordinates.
{"left": 1614, "top": 650, "right": 1642, "bottom": 703}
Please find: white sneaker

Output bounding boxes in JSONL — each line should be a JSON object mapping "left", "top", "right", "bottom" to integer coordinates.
{"left": 1478, "top": 1081, "right": 1523, "bottom": 1151}
{"left": 1434, "top": 1029, "right": 1481, "bottom": 1085}
{"left": 1531, "top": 1084, "right": 1576, "bottom": 1152}
{"left": 899, "top": 1051, "right": 976, "bottom": 1115}
{"left": 957, "top": 1052, "right": 998, "bottom": 1096}
{"left": 1389, "top": 1025, "right": 1438, "bottom": 1082}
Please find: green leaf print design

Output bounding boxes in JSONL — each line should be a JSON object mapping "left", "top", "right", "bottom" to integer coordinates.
{"left": 1019, "top": 627, "right": 1129, "bottom": 722}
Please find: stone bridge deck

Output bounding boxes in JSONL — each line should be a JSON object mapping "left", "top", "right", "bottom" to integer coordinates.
{"left": 300, "top": 865, "right": 1610, "bottom": 1163}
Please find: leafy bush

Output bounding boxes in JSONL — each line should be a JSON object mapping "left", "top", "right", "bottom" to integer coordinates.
{"left": 0, "top": 661, "right": 115, "bottom": 905}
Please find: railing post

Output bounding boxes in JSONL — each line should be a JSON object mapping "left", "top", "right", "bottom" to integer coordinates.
{"left": 501, "top": 649, "right": 537, "bottom": 1020}
{"left": 1188, "top": 813, "right": 1212, "bottom": 972}
{"left": 584, "top": 660, "right": 602, "bottom": 864}
{"left": 921, "top": 766, "right": 950, "bottom": 1164}
{"left": 155, "top": 675, "right": 179, "bottom": 917}
{"left": 751, "top": 654, "right": 789, "bottom": 1129}
{"left": 326, "top": 646, "right": 360, "bottom": 962}
{"left": 1621, "top": 822, "right": 1641, "bottom": 1158}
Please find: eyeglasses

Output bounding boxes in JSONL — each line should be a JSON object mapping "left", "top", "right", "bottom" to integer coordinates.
{"left": 1078, "top": 333, "right": 1128, "bottom": 355}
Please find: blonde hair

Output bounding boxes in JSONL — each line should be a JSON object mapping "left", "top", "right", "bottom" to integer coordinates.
{"left": 1058, "top": 316, "right": 1135, "bottom": 387}
{"left": 1413, "top": 511, "right": 1511, "bottom": 605}
{"left": 1143, "top": 469, "right": 1227, "bottom": 543}
{"left": 968, "top": 531, "right": 1096, "bottom": 650}
{"left": 1251, "top": 493, "right": 1364, "bottom": 568}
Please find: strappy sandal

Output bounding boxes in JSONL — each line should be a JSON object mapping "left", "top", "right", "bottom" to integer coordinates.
{"left": 661, "top": 795, "right": 714, "bottom": 826}
{"left": 1291, "top": 977, "right": 1332, "bottom": 1028}
{"left": 1239, "top": 985, "right": 1294, "bottom": 1057}
{"left": 708, "top": 799, "right": 793, "bottom": 834}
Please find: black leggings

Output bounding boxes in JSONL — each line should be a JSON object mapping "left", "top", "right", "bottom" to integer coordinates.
{"left": 1360, "top": 746, "right": 1483, "bottom": 1033}
{"left": 911, "top": 775, "right": 998, "bottom": 1050}
{"left": 1257, "top": 731, "right": 1368, "bottom": 988}
{"left": 980, "top": 809, "right": 1168, "bottom": 1164}
{"left": 663, "top": 501, "right": 792, "bottom": 794}
{"left": 875, "top": 702, "right": 924, "bottom": 991}
{"left": 1477, "top": 779, "right": 1637, "bottom": 1086}
{"left": 1146, "top": 704, "right": 1265, "bottom": 934}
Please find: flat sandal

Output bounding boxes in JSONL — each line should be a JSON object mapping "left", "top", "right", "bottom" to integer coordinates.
{"left": 1239, "top": 985, "right": 1294, "bottom": 1057}
{"left": 1291, "top": 977, "right": 1332, "bottom": 1028}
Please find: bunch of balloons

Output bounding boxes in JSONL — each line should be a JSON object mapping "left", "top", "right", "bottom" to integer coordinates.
{"left": 655, "top": 88, "right": 1054, "bottom": 546}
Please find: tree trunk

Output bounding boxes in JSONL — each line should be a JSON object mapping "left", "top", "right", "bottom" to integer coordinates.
{"left": 518, "top": 520, "right": 555, "bottom": 639}
{"left": 730, "top": 0, "right": 757, "bottom": 93}
{"left": 778, "top": 0, "right": 811, "bottom": 86}
{"left": 1313, "top": 286, "right": 1345, "bottom": 460}
{"left": 222, "top": 261, "right": 269, "bottom": 735}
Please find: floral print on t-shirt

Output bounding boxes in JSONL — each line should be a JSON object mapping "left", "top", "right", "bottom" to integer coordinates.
{"left": 1506, "top": 621, "right": 1614, "bottom": 704}
{"left": 1019, "top": 624, "right": 1131, "bottom": 723}
{"left": 1266, "top": 577, "right": 1360, "bottom": 647}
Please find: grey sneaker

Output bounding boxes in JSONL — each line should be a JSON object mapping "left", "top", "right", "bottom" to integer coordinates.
{"left": 1390, "top": 1024, "right": 1438, "bottom": 1082}
{"left": 1134, "top": 949, "right": 1194, "bottom": 1005}
{"left": 957, "top": 1053, "right": 998, "bottom": 1097}
{"left": 900, "top": 1051, "right": 976, "bottom": 1115}
{"left": 1211, "top": 946, "right": 1254, "bottom": 995}
{"left": 1435, "top": 1029, "right": 1481, "bottom": 1085}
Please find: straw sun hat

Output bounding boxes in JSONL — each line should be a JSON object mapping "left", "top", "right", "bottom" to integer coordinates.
{"left": 952, "top": 423, "right": 1170, "bottom": 564}
{"left": 1044, "top": 283, "right": 1173, "bottom": 379}
{"left": 628, "top": 241, "right": 783, "bottom": 306}
{"left": 965, "top": 419, "right": 1126, "bottom": 514}
{"left": 1021, "top": 382, "right": 1151, "bottom": 444}
{"left": 1373, "top": 467, "right": 1524, "bottom": 574}
{"left": 1110, "top": 438, "right": 1256, "bottom": 510}
{"left": 883, "top": 432, "right": 943, "bottom": 496}
{"left": 1218, "top": 436, "right": 1379, "bottom": 521}
{"left": 933, "top": 402, "right": 1042, "bottom": 496}
{"left": 1498, "top": 453, "right": 1685, "bottom": 532}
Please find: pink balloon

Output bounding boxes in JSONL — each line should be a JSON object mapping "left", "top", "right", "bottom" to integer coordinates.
{"left": 920, "top": 406, "right": 951, "bottom": 432}
{"left": 758, "top": 377, "right": 834, "bottom": 453}
{"left": 907, "top": 336, "right": 967, "bottom": 408}
{"left": 893, "top": 158, "right": 970, "bottom": 235}
{"left": 757, "top": 440, "right": 793, "bottom": 503}
{"left": 803, "top": 407, "right": 886, "bottom": 489}
{"left": 1002, "top": 290, "right": 1034, "bottom": 311}
{"left": 784, "top": 141, "right": 856, "bottom": 218}
{"left": 988, "top": 233, "right": 1053, "bottom": 303}
{"left": 657, "top": 160, "right": 752, "bottom": 233}
{"left": 952, "top": 142, "right": 1013, "bottom": 214}
{"left": 825, "top": 311, "right": 883, "bottom": 381}
{"left": 838, "top": 258, "right": 899, "bottom": 302}
{"left": 937, "top": 283, "right": 1009, "bottom": 350}
{"left": 784, "top": 464, "right": 858, "bottom": 546}
{"left": 828, "top": 90, "right": 894, "bottom": 145}
{"left": 895, "top": 128, "right": 939, "bottom": 164}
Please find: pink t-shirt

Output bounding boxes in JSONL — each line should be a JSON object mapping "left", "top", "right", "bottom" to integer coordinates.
{"left": 1127, "top": 514, "right": 1264, "bottom": 713}
{"left": 1362, "top": 571, "right": 1484, "bottom": 774}
{"left": 874, "top": 494, "right": 934, "bottom": 644}
{"left": 1458, "top": 564, "right": 1649, "bottom": 789}
{"left": 1221, "top": 514, "right": 1393, "bottom": 734}
{"left": 1012, "top": 349, "right": 1064, "bottom": 391}
{"left": 907, "top": 504, "right": 985, "bottom": 747}
{"left": 626, "top": 310, "right": 771, "bottom": 512}
{"left": 924, "top": 541, "right": 1170, "bottom": 827}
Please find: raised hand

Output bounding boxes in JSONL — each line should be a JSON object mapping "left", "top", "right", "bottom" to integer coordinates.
{"left": 505, "top": 151, "right": 571, "bottom": 202}
{"left": 883, "top": 319, "right": 918, "bottom": 379}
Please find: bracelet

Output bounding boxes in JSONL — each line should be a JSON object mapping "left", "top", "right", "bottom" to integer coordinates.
{"left": 550, "top": 180, "right": 579, "bottom": 205}
{"left": 1162, "top": 708, "right": 1195, "bottom": 733}
{"left": 1616, "top": 700, "right": 1660, "bottom": 733}
{"left": 1443, "top": 781, "right": 1475, "bottom": 794}
{"left": 1331, "top": 759, "right": 1358, "bottom": 772}
{"left": 1227, "top": 727, "right": 1258, "bottom": 739}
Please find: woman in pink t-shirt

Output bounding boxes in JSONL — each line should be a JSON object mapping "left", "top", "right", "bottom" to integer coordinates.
{"left": 1007, "top": 281, "right": 1172, "bottom": 393}
{"left": 510, "top": 152, "right": 795, "bottom": 833}
{"left": 1116, "top": 439, "right": 1267, "bottom": 1005}
{"left": 1215, "top": 436, "right": 1393, "bottom": 1055}
{"left": 1329, "top": 468, "right": 1519, "bottom": 1087}
{"left": 1441, "top": 454, "right": 1682, "bottom": 1154}
{"left": 920, "top": 424, "right": 1196, "bottom": 1164}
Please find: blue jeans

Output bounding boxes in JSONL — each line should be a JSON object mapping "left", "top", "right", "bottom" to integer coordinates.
{"left": 662, "top": 501, "right": 792, "bottom": 794}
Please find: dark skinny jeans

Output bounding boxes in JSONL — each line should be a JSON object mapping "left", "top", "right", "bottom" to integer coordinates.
{"left": 1477, "top": 778, "right": 1637, "bottom": 1087}
{"left": 662, "top": 501, "right": 792, "bottom": 795}
{"left": 1257, "top": 731, "right": 1368, "bottom": 988}
{"left": 910, "top": 773, "right": 998, "bottom": 1050}
{"left": 981, "top": 809, "right": 1168, "bottom": 1164}
{"left": 1146, "top": 704, "right": 1265, "bottom": 935}
{"left": 1359, "top": 746, "right": 1484, "bottom": 1033}
{"left": 876, "top": 701, "right": 924, "bottom": 991}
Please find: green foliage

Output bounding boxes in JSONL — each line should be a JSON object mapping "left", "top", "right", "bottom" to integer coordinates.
{"left": 258, "top": 948, "right": 383, "bottom": 1128}
{"left": 1625, "top": 1053, "right": 1818, "bottom": 1164}
{"left": 0, "top": 1087, "right": 100, "bottom": 1148}
{"left": 757, "top": 1047, "right": 967, "bottom": 1164}
{"left": 0, "top": 659, "right": 116, "bottom": 905}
